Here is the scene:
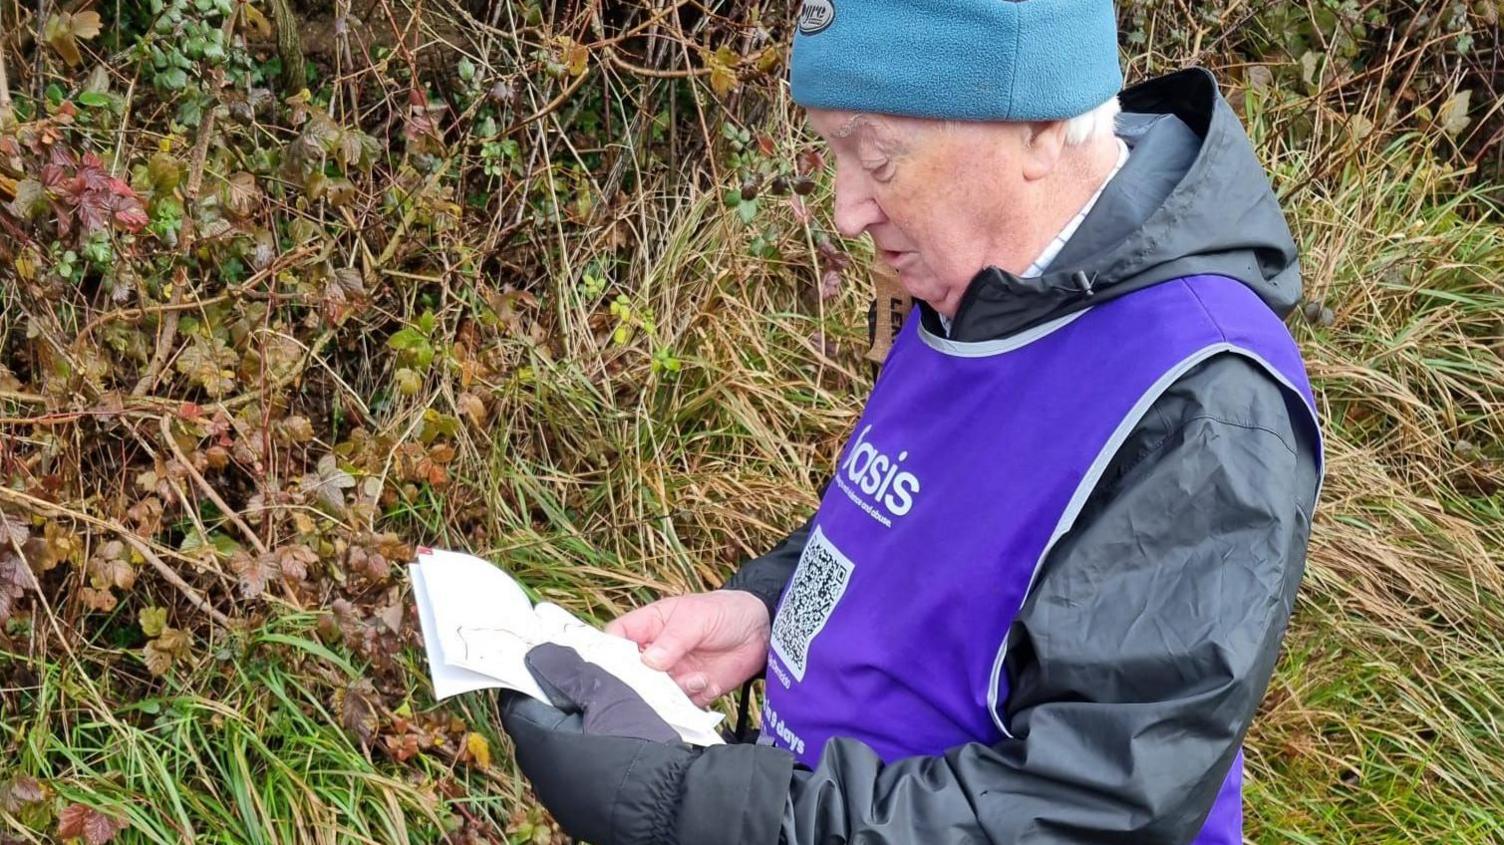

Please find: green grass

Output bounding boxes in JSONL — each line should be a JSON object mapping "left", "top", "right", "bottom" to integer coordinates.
{"left": 3, "top": 614, "right": 530, "bottom": 843}
{"left": 3, "top": 1, "right": 1503, "bottom": 842}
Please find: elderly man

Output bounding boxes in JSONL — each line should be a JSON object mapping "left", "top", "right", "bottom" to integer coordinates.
{"left": 499, "top": 0, "right": 1323, "bottom": 842}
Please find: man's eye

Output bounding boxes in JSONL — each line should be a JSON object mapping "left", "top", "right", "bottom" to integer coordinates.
{"left": 861, "top": 157, "right": 894, "bottom": 181}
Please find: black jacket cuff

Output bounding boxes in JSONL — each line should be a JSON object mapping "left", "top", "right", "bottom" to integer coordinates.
{"left": 678, "top": 743, "right": 794, "bottom": 845}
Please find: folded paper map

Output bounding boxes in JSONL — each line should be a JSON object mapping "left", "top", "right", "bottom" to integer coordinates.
{"left": 409, "top": 547, "right": 724, "bottom": 746}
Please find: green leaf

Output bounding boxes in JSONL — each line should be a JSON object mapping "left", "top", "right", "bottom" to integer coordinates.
{"left": 148, "top": 152, "right": 183, "bottom": 190}
{"left": 176, "top": 96, "right": 203, "bottom": 127}
{"left": 419, "top": 409, "right": 461, "bottom": 442}
{"left": 157, "top": 68, "right": 189, "bottom": 90}
{"left": 210, "top": 533, "right": 244, "bottom": 557}
{"left": 77, "top": 91, "right": 112, "bottom": 108}
{"left": 387, "top": 327, "right": 428, "bottom": 352}
{"left": 394, "top": 367, "right": 422, "bottom": 396}
{"left": 139, "top": 606, "right": 167, "bottom": 637}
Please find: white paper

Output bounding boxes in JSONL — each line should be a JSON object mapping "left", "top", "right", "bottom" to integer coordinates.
{"left": 409, "top": 564, "right": 501, "bottom": 699}
{"left": 410, "top": 548, "right": 723, "bottom": 746}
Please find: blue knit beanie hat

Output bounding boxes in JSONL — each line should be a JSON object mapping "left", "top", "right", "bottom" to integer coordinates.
{"left": 789, "top": 0, "right": 1122, "bottom": 122}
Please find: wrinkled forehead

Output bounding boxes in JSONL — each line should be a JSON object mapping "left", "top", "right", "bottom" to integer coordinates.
{"left": 807, "top": 109, "right": 928, "bottom": 148}
{"left": 805, "top": 108, "right": 865, "bottom": 139}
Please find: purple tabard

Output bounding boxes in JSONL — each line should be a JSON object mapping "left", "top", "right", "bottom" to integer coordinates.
{"left": 762, "top": 274, "right": 1319, "bottom": 843}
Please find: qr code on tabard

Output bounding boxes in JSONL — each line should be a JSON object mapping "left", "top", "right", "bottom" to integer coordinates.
{"left": 770, "top": 526, "right": 854, "bottom": 682}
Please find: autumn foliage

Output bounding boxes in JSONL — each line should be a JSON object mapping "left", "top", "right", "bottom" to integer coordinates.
{"left": 0, "top": 0, "right": 1502, "bottom": 842}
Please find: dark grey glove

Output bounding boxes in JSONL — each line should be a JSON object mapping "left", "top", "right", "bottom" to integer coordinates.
{"left": 524, "top": 642, "right": 683, "bottom": 743}
{"left": 500, "top": 643, "right": 794, "bottom": 845}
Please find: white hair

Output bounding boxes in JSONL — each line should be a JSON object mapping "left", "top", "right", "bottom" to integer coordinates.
{"left": 929, "top": 95, "right": 1120, "bottom": 147}
{"left": 1062, "top": 95, "right": 1121, "bottom": 146}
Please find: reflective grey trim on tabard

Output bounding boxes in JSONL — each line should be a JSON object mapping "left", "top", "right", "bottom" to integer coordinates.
{"left": 918, "top": 309, "right": 1089, "bottom": 358}
{"left": 986, "top": 342, "right": 1324, "bottom": 738}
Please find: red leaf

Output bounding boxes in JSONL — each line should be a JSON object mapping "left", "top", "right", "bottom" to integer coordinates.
{"left": 104, "top": 177, "right": 148, "bottom": 232}
{"left": 0, "top": 775, "right": 45, "bottom": 812}
{"left": 0, "top": 552, "right": 34, "bottom": 624}
{"left": 39, "top": 163, "right": 67, "bottom": 188}
{"left": 113, "top": 203, "right": 148, "bottom": 232}
{"left": 77, "top": 162, "right": 112, "bottom": 194}
{"left": 337, "top": 678, "right": 379, "bottom": 745}
{"left": 383, "top": 731, "right": 419, "bottom": 762}
{"left": 76, "top": 197, "right": 109, "bottom": 232}
{"left": 58, "top": 804, "right": 126, "bottom": 844}
{"left": 796, "top": 148, "right": 824, "bottom": 176}
{"left": 48, "top": 145, "right": 77, "bottom": 169}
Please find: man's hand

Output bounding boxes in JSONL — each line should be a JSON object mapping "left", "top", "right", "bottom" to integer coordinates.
{"left": 499, "top": 642, "right": 794, "bottom": 845}
{"left": 606, "top": 590, "right": 770, "bottom": 707}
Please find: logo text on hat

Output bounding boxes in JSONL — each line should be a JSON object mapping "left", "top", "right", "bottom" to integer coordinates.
{"left": 797, "top": 0, "right": 835, "bottom": 35}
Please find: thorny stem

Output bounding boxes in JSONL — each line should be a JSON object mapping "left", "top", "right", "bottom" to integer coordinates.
{"left": 132, "top": 6, "right": 245, "bottom": 397}
{"left": 157, "top": 414, "right": 272, "bottom": 558}
{"left": 32, "top": 0, "right": 47, "bottom": 101}
{"left": 0, "top": 484, "right": 233, "bottom": 627}
{"left": 0, "top": 16, "right": 13, "bottom": 129}
{"left": 132, "top": 106, "right": 217, "bottom": 397}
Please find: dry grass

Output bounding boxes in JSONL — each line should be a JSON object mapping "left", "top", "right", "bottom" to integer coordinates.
{"left": 1, "top": 0, "right": 1502, "bottom": 842}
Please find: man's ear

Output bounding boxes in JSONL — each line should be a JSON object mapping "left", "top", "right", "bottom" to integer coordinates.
{"left": 1020, "top": 119, "right": 1068, "bottom": 181}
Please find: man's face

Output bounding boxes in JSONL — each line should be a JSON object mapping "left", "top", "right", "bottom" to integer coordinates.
{"left": 806, "top": 108, "right": 1042, "bottom": 315}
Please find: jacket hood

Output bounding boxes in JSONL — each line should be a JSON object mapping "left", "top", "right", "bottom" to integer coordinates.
{"left": 924, "top": 68, "right": 1303, "bottom": 342}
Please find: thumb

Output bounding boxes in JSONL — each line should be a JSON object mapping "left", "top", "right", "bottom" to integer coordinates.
{"left": 523, "top": 643, "right": 679, "bottom": 743}
{"left": 605, "top": 602, "right": 668, "bottom": 645}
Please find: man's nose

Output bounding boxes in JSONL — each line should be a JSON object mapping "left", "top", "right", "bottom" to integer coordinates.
{"left": 831, "top": 165, "right": 883, "bottom": 238}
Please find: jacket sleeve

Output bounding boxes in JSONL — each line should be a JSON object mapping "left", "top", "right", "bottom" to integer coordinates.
{"left": 773, "top": 354, "right": 1321, "bottom": 845}
{"left": 721, "top": 516, "right": 813, "bottom": 622}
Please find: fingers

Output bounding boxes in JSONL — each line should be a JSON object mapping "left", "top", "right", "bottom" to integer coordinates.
{"left": 689, "top": 680, "right": 723, "bottom": 709}
{"left": 615, "top": 598, "right": 707, "bottom": 671}
{"left": 674, "top": 670, "right": 709, "bottom": 698}
{"left": 641, "top": 627, "right": 698, "bottom": 671}
{"left": 500, "top": 692, "right": 580, "bottom": 734}
{"left": 667, "top": 668, "right": 722, "bottom": 707}
{"left": 605, "top": 594, "right": 726, "bottom": 680}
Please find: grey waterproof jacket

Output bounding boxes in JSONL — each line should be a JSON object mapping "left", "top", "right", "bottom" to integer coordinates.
{"left": 720, "top": 67, "right": 1321, "bottom": 844}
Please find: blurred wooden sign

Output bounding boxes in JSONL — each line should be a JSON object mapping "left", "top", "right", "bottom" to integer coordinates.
{"left": 866, "top": 261, "right": 912, "bottom": 365}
